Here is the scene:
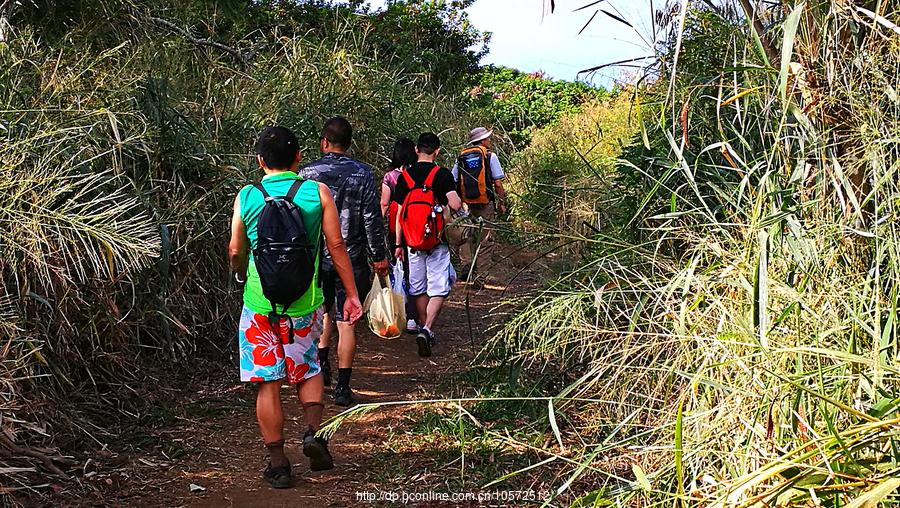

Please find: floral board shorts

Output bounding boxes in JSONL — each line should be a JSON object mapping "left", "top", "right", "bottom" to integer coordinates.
{"left": 237, "top": 306, "right": 323, "bottom": 384}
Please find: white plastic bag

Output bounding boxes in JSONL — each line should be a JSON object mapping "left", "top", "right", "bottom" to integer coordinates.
{"left": 390, "top": 262, "right": 407, "bottom": 304}
{"left": 448, "top": 263, "right": 457, "bottom": 286}
{"left": 363, "top": 272, "right": 406, "bottom": 339}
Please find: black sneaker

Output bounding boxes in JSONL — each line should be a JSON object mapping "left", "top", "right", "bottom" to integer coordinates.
{"left": 263, "top": 462, "right": 292, "bottom": 489}
{"left": 321, "top": 359, "right": 332, "bottom": 387}
{"left": 303, "top": 431, "right": 334, "bottom": 471}
{"left": 416, "top": 330, "right": 432, "bottom": 358}
{"left": 333, "top": 385, "right": 353, "bottom": 407}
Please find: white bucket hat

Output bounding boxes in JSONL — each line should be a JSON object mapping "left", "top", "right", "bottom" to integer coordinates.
{"left": 467, "top": 127, "right": 493, "bottom": 145}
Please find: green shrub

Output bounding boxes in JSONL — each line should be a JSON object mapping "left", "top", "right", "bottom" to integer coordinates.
{"left": 469, "top": 66, "right": 608, "bottom": 146}
{"left": 505, "top": 92, "right": 636, "bottom": 241}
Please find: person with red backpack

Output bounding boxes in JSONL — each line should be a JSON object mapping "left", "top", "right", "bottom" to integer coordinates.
{"left": 392, "top": 132, "right": 463, "bottom": 357}
{"left": 380, "top": 137, "right": 419, "bottom": 332}
{"left": 451, "top": 127, "right": 508, "bottom": 281}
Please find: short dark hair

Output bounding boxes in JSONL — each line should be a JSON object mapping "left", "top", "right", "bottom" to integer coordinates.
{"left": 416, "top": 132, "right": 441, "bottom": 155}
{"left": 322, "top": 116, "right": 352, "bottom": 149}
{"left": 255, "top": 125, "right": 299, "bottom": 169}
{"left": 390, "top": 137, "right": 417, "bottom": 169}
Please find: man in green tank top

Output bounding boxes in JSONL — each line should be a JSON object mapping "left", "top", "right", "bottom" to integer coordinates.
{"left": 228, "top": 126, "right": 363, "bottom": 489}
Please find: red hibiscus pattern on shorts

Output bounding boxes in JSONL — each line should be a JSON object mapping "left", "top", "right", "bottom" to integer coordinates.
{"left": 239, "top": 306, "right": 323, "bottom": 384}
{"left": 246, "top": 314, "right": 284, "bottom": 367}
{"left": 285, "top": 355, "right": 310, "bottom": 383}
{"left": 293, "top": 312, "right": 316, "bottom": 339}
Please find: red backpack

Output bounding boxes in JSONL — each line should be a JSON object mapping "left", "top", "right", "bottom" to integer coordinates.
{"left": 388, "top": 201, "right": 399, "bottom": 236}
{"left": 399, "top": 165, "right": 445, "bottom": 251}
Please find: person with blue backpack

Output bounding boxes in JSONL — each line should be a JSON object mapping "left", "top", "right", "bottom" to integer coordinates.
{"left": 451, "top": 127, "right": 508, "bottom": 282}
{"left": 228, "top": 126, "right": 363, "bottom": 489}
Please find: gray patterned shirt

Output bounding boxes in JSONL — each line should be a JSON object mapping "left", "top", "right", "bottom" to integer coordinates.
{"left": 298, "top": 152, "right": 387, "bottom": 271}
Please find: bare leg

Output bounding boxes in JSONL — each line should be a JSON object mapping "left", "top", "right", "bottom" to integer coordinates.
{"left": 297, "top": 373, "right": 334, "bottom": 471}
{"left": 424, "top": 296, "right": 446, "bottom": 331}
{"left": 415, "top": 294, "right": 429, "bottom": 327}
{"left": 257, "top": 380, "right": 284, "bottom": 442}
{"left": 335, "top": 321, "right": 356, "bottom": 369}
{"left": 459, "top": 234, "right": 474, "bottom": 273}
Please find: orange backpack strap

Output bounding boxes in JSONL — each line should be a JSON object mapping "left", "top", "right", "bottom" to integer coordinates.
{"left": 462, "top": 145, "right": 487, "bottom": 157}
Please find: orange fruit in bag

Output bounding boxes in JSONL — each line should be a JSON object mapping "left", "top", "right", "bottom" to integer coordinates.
{"left": 386, "top": 324, "right": 400, "bottom": 336}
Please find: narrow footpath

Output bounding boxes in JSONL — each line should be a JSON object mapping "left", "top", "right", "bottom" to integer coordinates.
{"left": 84, "top": 247, "right": 540, "bottom": 507}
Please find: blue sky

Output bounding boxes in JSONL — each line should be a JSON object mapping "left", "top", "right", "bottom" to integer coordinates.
{"left": 366, "top": 0, "right": 653, "bottom": 86}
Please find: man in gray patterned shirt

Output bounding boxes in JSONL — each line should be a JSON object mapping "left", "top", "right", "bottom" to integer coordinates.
{"left": 298, "top": 117, "right": 389, "bottom": 406}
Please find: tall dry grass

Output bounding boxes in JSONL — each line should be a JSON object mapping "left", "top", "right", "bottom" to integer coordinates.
{"left": 485, "top": 1, "right": 900, "bottom": 506}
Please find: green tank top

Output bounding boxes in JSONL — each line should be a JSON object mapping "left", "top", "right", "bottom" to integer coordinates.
{"left": 239, "top": 172, "right": 324, "bottom": 317}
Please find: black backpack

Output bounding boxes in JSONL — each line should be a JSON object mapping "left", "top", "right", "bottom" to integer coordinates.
{"left": 253, "top": 179, "right": 317, "bottom": 344}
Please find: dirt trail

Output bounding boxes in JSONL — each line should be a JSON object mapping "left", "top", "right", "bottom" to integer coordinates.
{"left": 87, "top": 248, "right": 536, "bottom": 508}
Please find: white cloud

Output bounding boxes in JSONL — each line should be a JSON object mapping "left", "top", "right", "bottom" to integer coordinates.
{"left": 365, "top": 0, "right": 652, "bottom": 85}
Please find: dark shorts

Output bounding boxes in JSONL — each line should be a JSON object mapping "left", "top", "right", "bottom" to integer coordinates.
{"left": 321, "top": 262, "right": 372, "bottom": 322}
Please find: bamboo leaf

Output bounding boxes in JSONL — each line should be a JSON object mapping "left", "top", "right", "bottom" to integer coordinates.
{"left": 548, "top": 399, "right": 565, "bottom": 451}
{"left": 636, "top": 95, "right": 650, "bottom": 149}
{"left": 578, "top": 10, "right": 599, "bottom": 36}
{"left": 675, "top": 398, "right": 685, "bottom": 498}
{"left": 845, "top": 478, "right": 900, "bottom": 508}
{"left": 633, "top": 463, "right": 652, "bottom": 492}
{"left": 778, "top": 2, "right": 805, "bottom": 101}
{"left": 754, "top": 230, "right": 770, "bottom": 349}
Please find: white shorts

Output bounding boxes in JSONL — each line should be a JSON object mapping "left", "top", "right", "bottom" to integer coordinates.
{"left": 408, "top": 244, "right": 453, "bottom": 297}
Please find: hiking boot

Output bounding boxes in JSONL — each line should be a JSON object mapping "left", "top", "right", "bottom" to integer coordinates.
{"left": 416, "top": 330, "right": 433, "bottom": 358}
{"left": 333, "top": 385, "right": 354, "bottom": 407}
{"left": 263, "top": 461, "right": 292, "bottom": 489}
{"left": 302, "top": 430, "right": 334, "bottom": 472}
{"left": 405, "top": 319, "right": 419, "bottom": 334}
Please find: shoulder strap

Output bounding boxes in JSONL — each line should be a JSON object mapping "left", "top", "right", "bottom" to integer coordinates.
{"left": 253, "top": 183, "right": 271, "bottom": 200}
{"left": 461, "top": 145, "right": 487, "bottom": 156}
{"left": 285, "top": 179, "right": 304, "bottom": 202}
{"left": 402, "top": 169, "right": 415, "bottom": 188}
{"left": 424, "top": 165, "right": 440, "bottom": 188}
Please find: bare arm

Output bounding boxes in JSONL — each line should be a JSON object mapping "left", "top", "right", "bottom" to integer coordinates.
{"left": 228, "top": 193, "right": 249, "bottom": 279}
{"left": 489, "top": 153, "right": 508, "bottom": 213}
{"left": 494, "top": 179, "right": 508, "bottom": 213}
{"left": 380, "top": 182, "right": 392, "bottom": 218}
{"left": 320, "top": 183, "right": 363, "bottom": 322}
{"left": 394, "top": 204, "right": 405, "bottom": 260}
{"left": 445, "top": 190, "right": 462, "bottom": 213}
